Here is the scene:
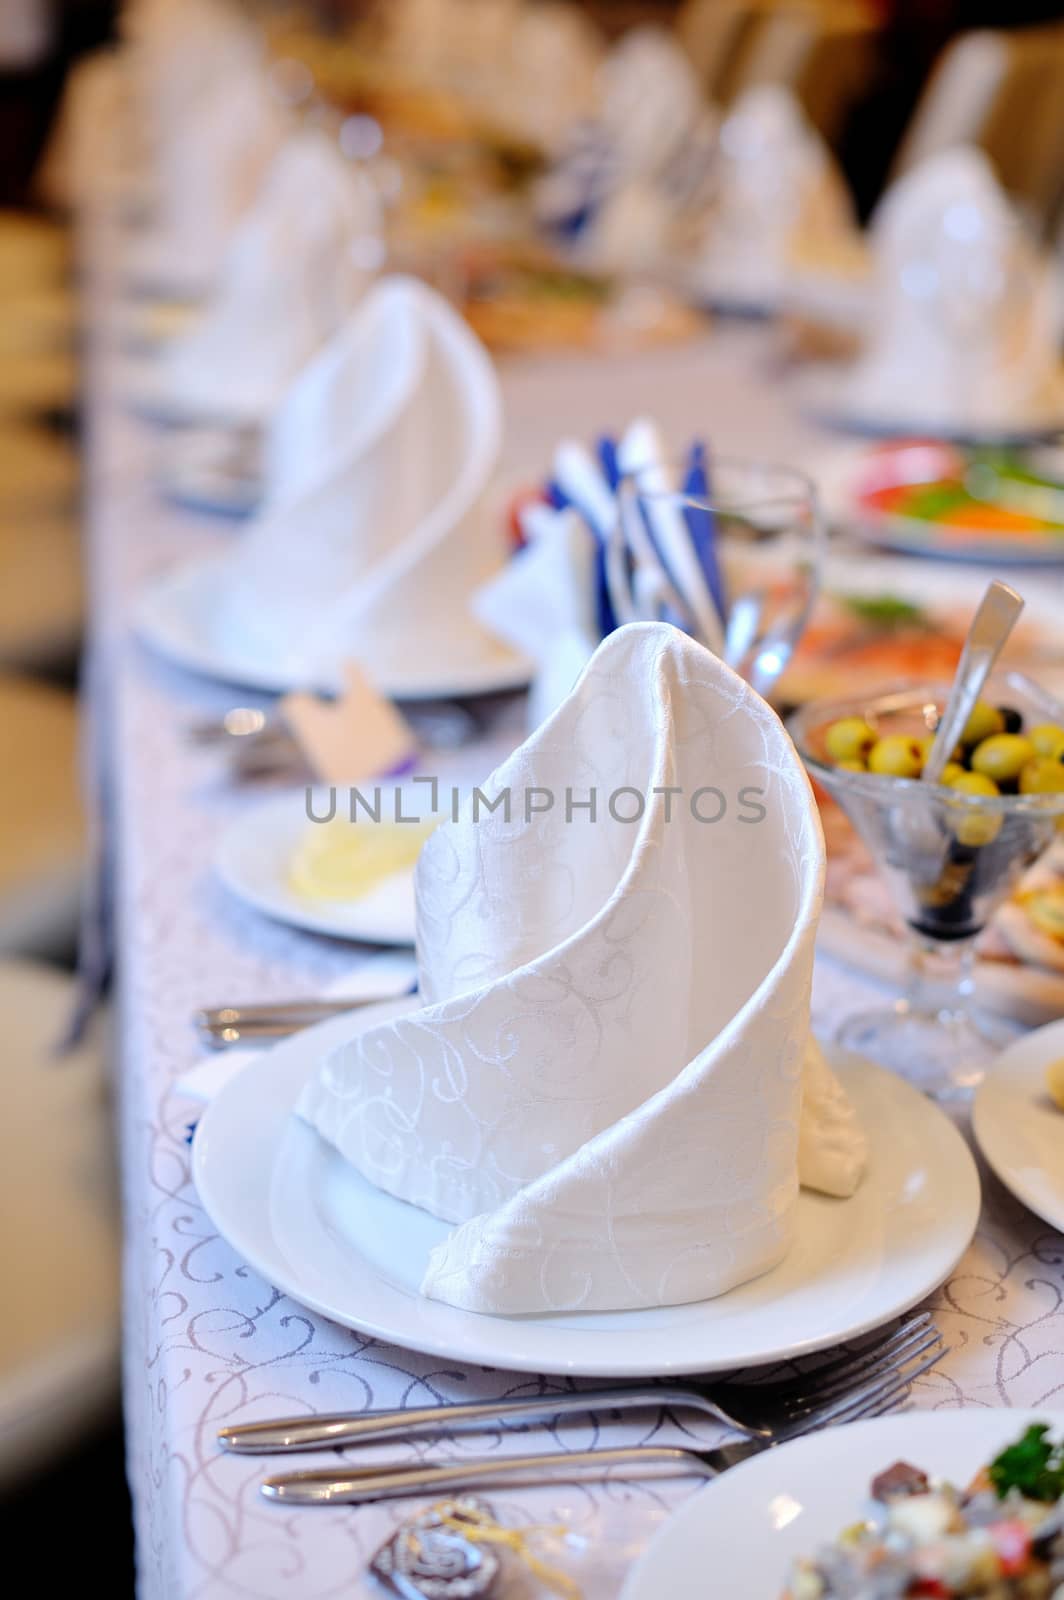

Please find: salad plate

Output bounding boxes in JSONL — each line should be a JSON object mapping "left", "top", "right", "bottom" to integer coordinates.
{"left": 973, "top": 1018, "right": 1064, "bottom": 1234}
{"left": 192, "top": 1014, "right": 979, "bottom": 1378}
{"left": 622, "top": 1409, "right": 1057, "bottom": 1600}
{"left": 818, "top": 441, "right": 1064, "bottom": 565}
{"left": 135, "top": 553, "right": 534, "bottom": 701}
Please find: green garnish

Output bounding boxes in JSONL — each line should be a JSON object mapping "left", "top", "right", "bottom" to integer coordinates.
{"left": 988, "top": 1424, "right": 1064, "bottom": 1501}
{"left": 836, "top": 593, "right": 927, "bottom": 629}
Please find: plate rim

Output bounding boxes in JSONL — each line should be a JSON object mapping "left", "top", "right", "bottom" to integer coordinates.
{"left": 798, "top": 364, "right": 1064, "bottom": 446}
{"left": 135, "top": 553, "right": 534, "bottom": 701}
{"left": 192, "top": 1015, "right": 981, "bottom": 1377}
{"left": 972, "top": 1017, "right": 1064, "bottom": 1233}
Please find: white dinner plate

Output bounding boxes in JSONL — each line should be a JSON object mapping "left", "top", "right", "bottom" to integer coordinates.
{"left": 622, "top": 1408, "right": 1053, "bottom": 1600}
{"left": 798, "top": 365, "right": 1064, "bottom": 447}
{"left": 192, "top": 1012, "right": 979, "bottom": 1377}
{"left": 135, "top": 554, "right": 534, "bottom": 701}
{"left": 973, "top": 1018, "right": 1064, "bottom": 1233}
{"left": 215, "top": 786, "right": 428, "bottom": 946}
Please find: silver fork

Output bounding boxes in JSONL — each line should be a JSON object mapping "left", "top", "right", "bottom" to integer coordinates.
{"left": 220, "top": 1314, "right": 936, "bottom": 1456}
{"left": 258, "top": 1334, "right": 944, "bottom": 1505}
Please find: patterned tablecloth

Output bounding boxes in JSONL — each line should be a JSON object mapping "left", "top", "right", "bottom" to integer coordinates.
{"left": 80, "top": 206, "right": 1064, "bottom": 1600}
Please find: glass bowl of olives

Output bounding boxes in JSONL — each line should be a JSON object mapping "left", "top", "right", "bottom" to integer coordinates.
{"left": 789, "top": 671, "right": 1064, "bottom": 1098}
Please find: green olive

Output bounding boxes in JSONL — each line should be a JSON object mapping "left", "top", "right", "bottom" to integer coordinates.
{"left": 1030, "top": 723, "right": 1064, "bottom": 761}
{"left": 946, "top": 769, "right": 1002, "bottom": 845}
{"left": 939, "top": 761, "right": 966, "bottom": 786}
{"left": 868, "top": 735, "right": 923, "bottom": 778}
{"left": 836, "top": 758, "right": 866, "bottom": 773}
{"left": 1019, "top": 757, "right": 1064, "bottom": 796}
{"left": 947, "top": 770, "right": 1000, "bottom": 798}
{"left": 824, "top": 716, "right": 876, "bottom": 764}
{"left": 960, "top": 701, "right": 1005, "bottom": 747}
{"left": 970, "top": 733, "right": 1036, "bottom": 784}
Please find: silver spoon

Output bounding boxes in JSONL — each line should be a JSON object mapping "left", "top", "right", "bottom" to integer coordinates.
{"left": 921, "top": 579, "right": 1024, "bottom": 787}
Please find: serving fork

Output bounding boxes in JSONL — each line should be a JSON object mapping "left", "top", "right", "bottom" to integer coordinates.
{"left": 256, "top": 1321, "right": 944, "bottom": 1504}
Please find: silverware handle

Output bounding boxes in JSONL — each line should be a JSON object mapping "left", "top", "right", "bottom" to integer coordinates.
{"left": 197, "top": 999, "right": 367, "bottom": 1028}
{"left": 220, "top": 1387, "right": 709, "bottom": 1454}
{"left": 200, "top": 1023, "right": 308, "bottom": 1048}
{"left": 922, "top": 580, "right": 1023, "bottom": 785}
{"left": 260, "top": 1444, "right": 715, "bottom": 1505}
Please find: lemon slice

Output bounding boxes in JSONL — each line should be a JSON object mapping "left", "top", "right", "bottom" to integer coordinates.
{"left": 288, "top": 818, "right": 438, "bottom": 903}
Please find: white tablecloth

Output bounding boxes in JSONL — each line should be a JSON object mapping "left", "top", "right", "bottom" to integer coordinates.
{"left": 80, "top": 214, "right": 1064, "bottom": 1600}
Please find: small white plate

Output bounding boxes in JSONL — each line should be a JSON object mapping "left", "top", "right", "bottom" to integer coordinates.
{"left": 192, "top": 1017, "right": 979, "bottom": 1377}
{"left": 973, "top": 1018, "right": 1064, "bottom": 1233}
{"left": 215, "top": 787, "right": 424, "bottom": 946}
{"left": 622, "top": 1408, "right": 1051, "bottom": 1600}
{"left": 799, "top": 365, "right": 1064, "bottom": 446}
{"left": 135, "top": 553, "right": 533, "bottom": 701}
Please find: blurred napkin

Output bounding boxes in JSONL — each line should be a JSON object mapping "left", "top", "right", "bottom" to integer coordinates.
{"left": 154, "top": 129, "right": 383, "bottom": 425}
{"left": 209, "top": 275, "right": 508, "bottom": 687}
{"left": 475, "top": 503, "right": 600, "bottom": 729}
{"left": 487, "top": 3, "right": 602, "bottom": 154}
{"left": 840, "top": 146, "right": 1064, "bottom": 430}
{"left": 299, "top": 623, "right": 865, "bottom": 1314}
{"left": 474, "top": 419, "right": 727, "bottom": 727}
{"left": 696, "top": 85, "right": 854, "bottom": 311}
{"left": 539, "top": 26, "right": 713, "bottom": 274}
{"left": 127, "top": 16, "right": 287, "bottom": 299}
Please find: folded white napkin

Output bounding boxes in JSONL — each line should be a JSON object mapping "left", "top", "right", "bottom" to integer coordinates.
{"left": 298, "top": 623, "right": 866, "bottom": 1314}
{"left": 128, "top": 7, "right": 287, "bottom": 297}
{"left": 842, "top": 146, "right": 1063, "bottom": 429}
{"left": 547, "top": 27, "right": 711, "bottom": 274}
{"left": 697, "top": 85, "right": 854, "bottom": 309}
{"left": 209, "top": 275, "right": 507, "bottom": 686}
{"left": 156, "top": 130, "right": 382, "bottom": 425}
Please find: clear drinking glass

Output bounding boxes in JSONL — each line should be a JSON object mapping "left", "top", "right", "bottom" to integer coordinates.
{"left": 790, "top": 672, "right": 1064, "bottom": 1099}
{"left": 619, "top": 457, "right": 824, "bottom": 699}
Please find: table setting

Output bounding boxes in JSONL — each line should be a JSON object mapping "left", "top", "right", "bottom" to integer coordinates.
{"left": 56, "top": 3, "right": 1064, "bottom": 1597}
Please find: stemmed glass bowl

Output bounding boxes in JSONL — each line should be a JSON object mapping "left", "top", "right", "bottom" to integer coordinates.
{"left": 790, "top": 671, "right": 1064, "bottom": 1099}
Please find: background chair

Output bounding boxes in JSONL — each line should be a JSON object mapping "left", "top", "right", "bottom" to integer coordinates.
{"left": 0, "top": 958, "right": 119, "bottom": 1490}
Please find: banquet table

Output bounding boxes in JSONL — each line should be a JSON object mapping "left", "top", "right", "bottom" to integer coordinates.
{"left": 77, "top": 200, "right": 1064, "bottom": 1600}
